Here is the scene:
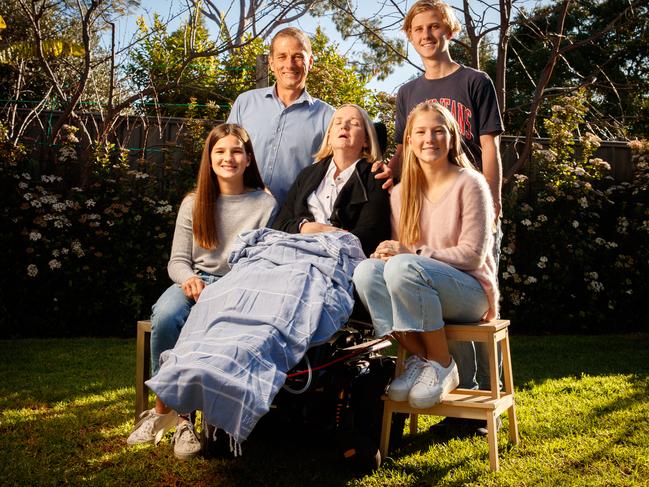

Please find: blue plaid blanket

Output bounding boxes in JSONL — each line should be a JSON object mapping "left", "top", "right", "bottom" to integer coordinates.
{"left": 146, "top": 229, "right": 365, "bottom": 442}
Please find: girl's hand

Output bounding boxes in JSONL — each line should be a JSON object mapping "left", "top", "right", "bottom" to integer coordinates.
{"left": 300, "top": 222, "right": 345, "bottom": 234}
{"left": 181, "top": 276, "right": 205, "bottom": 302}
{"left": 370, "top": 240, "right": 410, "bottom": 260}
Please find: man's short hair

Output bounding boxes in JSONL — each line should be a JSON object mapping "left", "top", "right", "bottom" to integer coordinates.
{"left": 270, "top": 27, "right": 312, "bottom": 57}
{"left": 402, "top": 0, "right": 462, "bottom": 36}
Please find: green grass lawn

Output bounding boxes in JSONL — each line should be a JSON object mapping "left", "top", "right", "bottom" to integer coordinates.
{"left": 1, "top": 334, "right": 648, "bottom": 486}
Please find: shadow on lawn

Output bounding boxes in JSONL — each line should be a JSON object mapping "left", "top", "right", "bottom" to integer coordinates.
{"left": 512, "top": 333, "right": 649, "bottom": 389}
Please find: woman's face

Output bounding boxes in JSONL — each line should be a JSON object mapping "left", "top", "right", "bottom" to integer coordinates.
{"left": 407, "top": 110, "right": 451, "bottom": 166}
{"left": 210, "top": 134, "right": 250, "bottom": 183}
{"left": 328, "top": 106, "right": 367, "bottom": 156}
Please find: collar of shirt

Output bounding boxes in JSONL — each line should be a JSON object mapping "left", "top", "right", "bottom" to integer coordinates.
{"left": 264, "top": 85, "right": 315, "bottom": 107}
{"left": 307, "top": 158, "right": 360, "bottom": 224}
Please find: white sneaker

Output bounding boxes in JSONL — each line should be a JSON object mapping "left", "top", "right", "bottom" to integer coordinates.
{"left": 408, "top": 358, "right": 459, "bottom": 409}
{"left": 387, "top": 355, "right": 426, "bottom": 401}
{"left": 127, "top": 408, "right": 178, "bottom": 445}
{"left": 172, "top": 421, "right": 201, "bottom": 460}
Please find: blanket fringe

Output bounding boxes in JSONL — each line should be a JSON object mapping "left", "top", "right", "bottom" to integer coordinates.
{"left": 210, "top": 427, "right": 243, "bottom": 457}
{"left": 229, "top": 433, "right": 243, "bottom": 457}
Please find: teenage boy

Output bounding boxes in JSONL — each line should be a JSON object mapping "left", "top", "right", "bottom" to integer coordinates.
{"left": 391, "top": 0, "right": 504, "bottom": 435}
{"left": 228, "top": 27, "right": 391, "bottom": 206}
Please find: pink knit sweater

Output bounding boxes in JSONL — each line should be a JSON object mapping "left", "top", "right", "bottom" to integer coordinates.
{"left": 391, "top": 168, "right": 499, "bottom": 320}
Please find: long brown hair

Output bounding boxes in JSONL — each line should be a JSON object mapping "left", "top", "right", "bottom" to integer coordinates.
{"left": 399, "top": 101, "right": 475, "bottom": 245}
{"left": 192, "top": 124, "right": 265, "bottom": 249}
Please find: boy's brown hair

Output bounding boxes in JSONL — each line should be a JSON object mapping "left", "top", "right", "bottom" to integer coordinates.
{"left": 402, "top": 0, "right": 462, "bottom": 36}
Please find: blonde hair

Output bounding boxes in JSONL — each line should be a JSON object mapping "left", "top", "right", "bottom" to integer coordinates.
{"left": 192, "top": 124, "right": 265, "bottom": 249}
{"left": 399, "top": 101, "right": 474, "bottom": 245}
{"left": 402, "top": 0, "right": 462, "bottom": 37}
{"left": 313, "top": 104, "right": 382, "bottom": 163}
{"left": 270, "top": 27, "right": 312, "bottom": 56}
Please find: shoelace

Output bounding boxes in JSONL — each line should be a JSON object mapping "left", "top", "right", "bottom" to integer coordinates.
{"left": 402, "top": 356, "right": 426, "bottom": 380}
{"left": 176, "top": 423, "right": 199, "bottom": 445}
{"left": 417, "top": 361, "right": 441, "bottom": 387}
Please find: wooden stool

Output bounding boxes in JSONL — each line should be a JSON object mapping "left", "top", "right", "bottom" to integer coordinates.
{"left": 135, "top": 320, "right": 152, "bottom": 421}
{"left": 379, "top": 319, "right": 519, "bottom": 471}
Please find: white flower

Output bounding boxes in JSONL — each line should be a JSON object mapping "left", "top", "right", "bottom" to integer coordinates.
{"left": 27, "top": 264, "right": 38, "bottom": 277}
{"left": 588, "top": 271, "right": 599, "bottom": 280}
{"left": 85, "top": 199, "right": 96, "bottom": 208}
{"left": 507, "top": 265, "right": 516, "bottom": 274}
{"left": 572, "top": 220, "right": 579, "bottom": 228}
{"left": 521, "top": 219, "right": 532, "bottom": 226}
{"left": 155, "top": 204, "right": 173, "bottom": 214}
{"left": 29, "top": 231, "right": 41, "bottom": 241}
{"left": 18, "top": 182, "right": 28, "bottom": 189}
{"left": 21, "top": 172, "right": 32, "bottom": 180}
{"left": 30, "top": 200, "right": 42, "bottom": 208}
{"left": 588, "top": 281, "right": 604, "bottom": 293}
{"left": 595, "top": 237, "right": 606, "bottom": 246}
{"left": 502, "top": 272, "right": 510, "bottom": 280}
{"left": 575, "top": 167, "right": 586, "bottom": 176}
{"left": 537, "top": 214, "right": 548, "bottom": 222}
{"left": 524, "top": 276, "right": 538, "bottom": 285}
{"left": 23, "top": 193, "right": 33, "bottom": 201}
{"left": 52, "top": 249, "right": 60, "bottom": 257}
{"left": 578, "top": 197, "right": 588, "bottom": 208}
{"left": 52, "top": 202, "right": 66, "bottom": 212}
{"left": 537, "top": 256, "right": 548, "bottom": 269}
{"left": 48, "top": 259, "right": 61, "bottom": 270}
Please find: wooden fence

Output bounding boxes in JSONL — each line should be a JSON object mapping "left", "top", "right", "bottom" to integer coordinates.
{"left": 8, "top": 108, "right": 635, "bottom": 182}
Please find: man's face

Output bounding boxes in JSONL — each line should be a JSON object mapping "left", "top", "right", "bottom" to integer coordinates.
{"left": 408, "top": 10, "right": 452, "bottom": 60}
{"left": 269, "top": 35, "right": 313, "bottom": 92}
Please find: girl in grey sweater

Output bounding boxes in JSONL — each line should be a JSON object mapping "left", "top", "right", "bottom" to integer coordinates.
{"left": 127, "top": 124, "right": 276, "bottom": 458}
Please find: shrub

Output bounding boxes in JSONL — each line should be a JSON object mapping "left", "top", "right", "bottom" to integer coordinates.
{"left": 500, "top": 91, "right": 649, "bottom": 332}
{"left": 0, "top": 121, "right": 201, "bottom": 336}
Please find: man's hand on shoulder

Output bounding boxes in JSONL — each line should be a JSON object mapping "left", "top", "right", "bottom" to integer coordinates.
{"left": 371, "top": 161, "right": 394, "bottom": 191}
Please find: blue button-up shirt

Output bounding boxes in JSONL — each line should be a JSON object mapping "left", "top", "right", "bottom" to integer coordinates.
{"left": 227, "top": 85, "right": 334, "bottom": 205}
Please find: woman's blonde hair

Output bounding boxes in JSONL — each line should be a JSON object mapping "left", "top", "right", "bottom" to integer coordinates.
{"left": 192, "top": 124, "right": 265, "bottom": 249}
{"left": 313, "top": 104, "right": 382, "bottom": 163}
{"left": 399, "top": 101, "right": 474, "bottom": 245}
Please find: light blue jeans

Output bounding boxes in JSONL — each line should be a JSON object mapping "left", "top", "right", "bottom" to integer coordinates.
{"left": 353, "top": 254, "right": 489, "bottom": 389}
{"left": 150, "top": 273, "right": 220, "bottom": 375}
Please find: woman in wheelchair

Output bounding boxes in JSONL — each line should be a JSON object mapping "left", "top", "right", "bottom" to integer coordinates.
{"left": 272, "top": 103, "right": 390, "bottom": 256}
{"left": 140, "top": 104, "right": 390, "bottom": 460}
{"left": 353, "top": 101, "right": 499, "bottom": 409}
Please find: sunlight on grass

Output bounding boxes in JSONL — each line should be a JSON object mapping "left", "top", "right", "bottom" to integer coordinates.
{"left": 1, "top": 335, "right": 648, "bottom": 486}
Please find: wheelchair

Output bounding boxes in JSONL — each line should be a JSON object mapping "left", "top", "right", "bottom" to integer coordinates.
{"left": 200, "top": 306, "right": 407, "bottom": 471}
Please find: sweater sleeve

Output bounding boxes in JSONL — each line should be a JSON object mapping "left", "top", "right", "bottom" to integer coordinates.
{"left": 417, "top": 174, "right": 494, "bottom": 271}
{"left": 167, "top": 196, "right": 198, "bottom": 285}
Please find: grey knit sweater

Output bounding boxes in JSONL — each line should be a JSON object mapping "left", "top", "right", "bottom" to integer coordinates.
{"left": 167, "top": 190, "right": 277, "bottom": 284}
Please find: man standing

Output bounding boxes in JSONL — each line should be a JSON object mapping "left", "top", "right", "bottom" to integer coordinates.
{"left": 226, "top": 27, "right": 334, "bottom": 206}
{"left": 391, "top": 0, "right": 504, "bottom": 435}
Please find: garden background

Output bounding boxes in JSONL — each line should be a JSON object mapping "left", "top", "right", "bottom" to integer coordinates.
{"left": 1, "top": 1, "right": 648, "bottom": 485}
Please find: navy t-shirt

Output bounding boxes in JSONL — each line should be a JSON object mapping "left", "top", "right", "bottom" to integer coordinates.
{"left": 394, "top": 65, "right": 503, "bottom": 170}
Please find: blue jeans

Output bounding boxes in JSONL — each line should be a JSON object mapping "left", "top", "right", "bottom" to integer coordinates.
{"left": 353, "top": 254, "right": 489, "bottom": 389}
{"left": 150, "top": 273, "right": 220, "bottom": 375}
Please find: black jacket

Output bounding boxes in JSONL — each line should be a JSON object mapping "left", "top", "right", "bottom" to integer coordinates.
{"left": 272, "top": 157, "right": 391, "bottom": 256}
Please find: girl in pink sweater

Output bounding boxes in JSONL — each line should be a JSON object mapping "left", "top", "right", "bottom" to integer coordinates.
{"left": 353, "top": 101, "right": 498, "bottom": 408}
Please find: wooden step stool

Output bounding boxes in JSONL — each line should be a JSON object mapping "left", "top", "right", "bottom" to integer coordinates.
{"left": 379, "top": 319, "right": 519, "bottom": 471}
{"left": 135, "top": 320, "right": 152, "bottom": 421}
